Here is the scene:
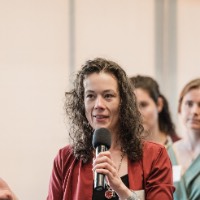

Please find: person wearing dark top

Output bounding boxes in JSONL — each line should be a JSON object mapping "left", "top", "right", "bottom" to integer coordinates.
{"left": 47, "top": 58, "right": 174, "bottom": 200}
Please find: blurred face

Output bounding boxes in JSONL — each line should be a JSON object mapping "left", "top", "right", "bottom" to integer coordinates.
{"left": 84, "top": 72, "right": 120, "bottom": 133}
{"left": 180, "top": 88, "right": 200, "bottom": 132}
{"left": 134, "top": 88, "right": 161, "bottom": 131}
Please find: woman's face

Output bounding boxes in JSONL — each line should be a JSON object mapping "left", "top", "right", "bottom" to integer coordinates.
{"left": 134, "top": 88, "right": 161, "bottom": 132}
{"left": 180, "top": 88, "right": 200, "bottom": 132}
{"left": 84, "top": 72, "right": 121, "bottom": 133}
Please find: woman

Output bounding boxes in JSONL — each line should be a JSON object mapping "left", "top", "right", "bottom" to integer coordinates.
{"left": 47, "top": 58, "right": 174, "bottom": 200}
{"left": 129, "top": 75, "right": 180, "bottom": 148}
{"left": 168, "top": 78, "right": 200, "bottom": 200}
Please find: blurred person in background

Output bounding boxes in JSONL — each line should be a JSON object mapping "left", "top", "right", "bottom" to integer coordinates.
{"left": 168, "top": 78, "right": 200, "bottom": 200}
{"left": 129, "top": 75, "right": 180, "bottom": 149}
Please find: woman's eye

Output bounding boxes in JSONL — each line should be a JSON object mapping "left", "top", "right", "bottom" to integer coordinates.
{"left": 86, "top": 94, "right": 94, "bottom": 99}
{"left": 105, "top": 94, "right": 114, "bottom": 99}
{"left": 185, "top": 101, "right": 193, "bottom": 107}
{"left": 139, "top": 102, "right": 148, "bottom": 108}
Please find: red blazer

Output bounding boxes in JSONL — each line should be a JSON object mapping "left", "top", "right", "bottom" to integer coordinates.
{"left": 47, "top": 141, "right": 174, "bottom": 200}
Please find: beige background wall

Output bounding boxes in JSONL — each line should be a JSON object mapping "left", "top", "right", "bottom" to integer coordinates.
{"left": 0, "top": 0, "right": 69, "bottom": 199}
{"left": 177, "top": 0, "right": 200, "bottom": 90}
{"left": 0, "top": 0, "right": 200, "bottom": 199}
{"left": 74, "top": 0, "right": 155, "bottom": 76}
{"left": 177, "top": 0, "right": 200, "bottom": 134}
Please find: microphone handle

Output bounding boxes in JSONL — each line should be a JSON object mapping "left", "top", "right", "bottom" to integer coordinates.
{"left": 94, "top": 145, "right": 108, "bottom": 191}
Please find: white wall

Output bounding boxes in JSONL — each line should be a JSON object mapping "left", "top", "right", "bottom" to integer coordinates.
{"left": 0, "top": 0, "right": 69, "bottom": 199}
{"left": 176, "top": 0, "right": 200, "bottom": 134}
{"left": 74, "top": 0, "right": 155, "bottom": 77}
{"left": 0, "top": 1, "right": 155, "bottom": 199}
{"left": 177, "top": 0, "right": 200, "bottom": 92}
{"left": 1, "top": 0, "right": 200, "bottom": 199}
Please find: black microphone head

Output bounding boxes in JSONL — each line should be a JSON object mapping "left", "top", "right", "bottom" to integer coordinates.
{"left": 92, "top": 128, "right": 111, "bottom": 149}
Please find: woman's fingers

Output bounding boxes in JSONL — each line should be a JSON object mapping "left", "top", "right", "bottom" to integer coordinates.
{"left": 0, "top": 178, "right": 13, "bottom": 200}
{"left": 93, "top": 151, "right": 118, "bottom": 178}
{"left": 0, "top": 190, "right": 13, "bottom": 200}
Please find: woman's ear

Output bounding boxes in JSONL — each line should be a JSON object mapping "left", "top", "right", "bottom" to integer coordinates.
{"left": 157, "top": 97, "right": 164, "bottom": 113}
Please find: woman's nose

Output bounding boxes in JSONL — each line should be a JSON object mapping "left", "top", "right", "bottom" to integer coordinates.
{"left": 94, "top": 96, "right": 105, "bottom": 109}
{"left": 191, "top": 103, "right": 200, "bottom": 115}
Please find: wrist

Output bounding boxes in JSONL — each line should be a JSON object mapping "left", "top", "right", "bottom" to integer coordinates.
{"left": 116, "top": 184, "right": 132, "bottom": 200}
{"left": 123, "top": 190, "right": 139, "bottom": 200}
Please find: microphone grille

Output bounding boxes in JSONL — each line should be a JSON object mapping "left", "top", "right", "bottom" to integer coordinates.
{"left": 92, "top": 128, "right": 111, "bottom": 149}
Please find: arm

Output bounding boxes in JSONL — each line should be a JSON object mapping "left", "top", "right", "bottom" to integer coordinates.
{"left": 144, "top": 145, "right": 175, "bottom": 200}
{"left": 47, "top": 145, "right": 75, "bottom": 200}
{"left": 47, "top": 150, "right": 64, "bottom": 200}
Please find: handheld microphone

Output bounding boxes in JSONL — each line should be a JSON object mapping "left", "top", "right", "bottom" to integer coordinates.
{"left": 92, "top": 128, "right": 111, "bottom": 191}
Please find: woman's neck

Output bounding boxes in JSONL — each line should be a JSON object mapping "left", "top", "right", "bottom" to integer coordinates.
{"left": 146, "top": 125, "right": 168, "bottom": 145}
{"left": 185, "top": 129, "right": 200, "bottom": 151}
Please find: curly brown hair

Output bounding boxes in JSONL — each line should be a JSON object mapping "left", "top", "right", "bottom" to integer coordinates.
{"left": 65, "top": 58, "right": 144, "bottom": 163}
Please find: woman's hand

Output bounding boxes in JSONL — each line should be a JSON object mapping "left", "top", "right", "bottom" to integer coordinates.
{"left": 93, "top": 151, "right": 132, "bottom": 200}
{"left": 0, "top": 178, "right": 17, "bottom": 200}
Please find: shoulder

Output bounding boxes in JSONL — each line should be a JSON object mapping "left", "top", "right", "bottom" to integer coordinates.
{"left": 168, "top": 138, "right": 187, "bottom": 159}
{"left": 57, "top": 145, "right": 74, "bottom": 156}
{"left": 141, "top": 141, "right": 173, "bottom": 176}
{"left": 170, "top": 138, "right": 186, "bottom": 155}
{"left": 53, "top": 145, "right": 76, "bottom": 167}
{"left": 138, "top": 142, "right": 175, "bottom": 197}
{"left": 142, "top": 141, "right": 170, "bottom": 165}
{"left": 172, "top": 138, "right": 184, "bottom": 148}
{"left": 142, "top": 140, "right": 166, "bottom": 154}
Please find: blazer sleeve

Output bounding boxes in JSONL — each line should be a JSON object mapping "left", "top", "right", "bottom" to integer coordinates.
{"left": 46, "top": 145, "right": 73, "bottom": 200}
{"left": 143, "top": 143, "right": 175, "bottom": 200}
